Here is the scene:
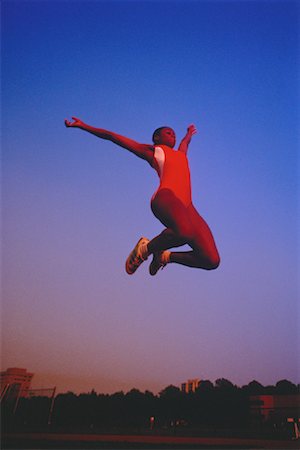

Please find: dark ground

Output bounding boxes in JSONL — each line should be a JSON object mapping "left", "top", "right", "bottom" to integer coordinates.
{"left": 2, "top": 432, "right": 300, "bottom": 450}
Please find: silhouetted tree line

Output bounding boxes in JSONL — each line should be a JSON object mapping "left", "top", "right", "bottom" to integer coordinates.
{"left": 3, "top": 379, "right": 299, "bottom": 431}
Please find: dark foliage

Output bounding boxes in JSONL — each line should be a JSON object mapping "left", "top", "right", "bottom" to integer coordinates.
{"left": 2, "top": 379, "right": 299, "bottom": 431}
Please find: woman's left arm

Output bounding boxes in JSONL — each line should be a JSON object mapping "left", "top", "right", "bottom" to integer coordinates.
{"left": 178, "top": 124, "right": 197, "bottom": 154}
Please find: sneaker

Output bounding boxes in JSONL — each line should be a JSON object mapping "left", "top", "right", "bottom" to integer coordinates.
{"left": 149, "top": 251, "right": 170, "bottom": 276}
{"left": 125, "top": 237, "right": 149, "bottom": 275}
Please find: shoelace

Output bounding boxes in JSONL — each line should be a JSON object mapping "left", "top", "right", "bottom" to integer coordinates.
{"left": 157, "top": 261, "right": 167, "bottom": 272}
{"left": 129, "top": 253, "right": 144, "bottom": 267}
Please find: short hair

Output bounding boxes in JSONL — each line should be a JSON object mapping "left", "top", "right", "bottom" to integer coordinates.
{"left": 152, "top": 126, "right": 169, "bottom": 143}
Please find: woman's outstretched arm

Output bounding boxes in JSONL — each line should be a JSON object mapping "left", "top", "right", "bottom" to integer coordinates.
{"left": 178, "top": 124, "right": 197, "bottom": 154}
{"left": 65, "top": 117, "right": 154, "bottom": 163}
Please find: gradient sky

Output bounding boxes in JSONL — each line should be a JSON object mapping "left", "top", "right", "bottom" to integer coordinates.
{"left": 2, "top": 0, "right": 299, "bottom": 394}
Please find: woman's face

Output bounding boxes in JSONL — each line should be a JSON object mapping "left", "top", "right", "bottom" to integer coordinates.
{"left": 157, "top": 128, "right": 176, "bottom": 148}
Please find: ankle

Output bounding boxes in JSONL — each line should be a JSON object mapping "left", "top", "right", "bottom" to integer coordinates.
{"left": 140, "top": 243, "right": 149, "bottom": 260}
{"left": 161, "top": 250, "right": 171, "bottom": 265}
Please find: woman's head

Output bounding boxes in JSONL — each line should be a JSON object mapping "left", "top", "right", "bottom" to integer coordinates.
{"left": 152, "top": 127, "right": 176, "bottom": 148}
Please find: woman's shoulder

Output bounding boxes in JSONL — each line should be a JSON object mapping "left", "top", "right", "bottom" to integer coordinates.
{"left": 154, "top": 144, "right": 173, "bottom": 151}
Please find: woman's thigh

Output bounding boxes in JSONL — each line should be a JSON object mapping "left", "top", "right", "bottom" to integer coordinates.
{"left": 151, "top": 189, "right": 192, "bottom": 235}
{"left": 187, "top": 204, "right": 219, "bottom": 259}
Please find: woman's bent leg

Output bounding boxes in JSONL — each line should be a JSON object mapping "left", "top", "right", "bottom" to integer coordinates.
{"left": 170, "top": 205, "right": 220, "bottom": 270}
{"left": 147, "top": 228, "right": 185, "bottom": 254}
{"left": 148, "top": 190, "right": 220, "bottom": 270}
{"left": 147, "top": 189, "right": 192, "bottom": 254}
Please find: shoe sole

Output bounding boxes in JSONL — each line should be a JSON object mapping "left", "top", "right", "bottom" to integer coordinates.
{"left": 149, "top": 253, "right": 163, "bottom": 276}
{"left": 125, "top": 237, "right": 148, "bottom": 275}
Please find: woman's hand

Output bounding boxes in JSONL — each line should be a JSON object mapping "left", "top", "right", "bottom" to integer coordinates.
{"left": 187, "top": 124, "right": 197, "bottom": 137}
{"left": 64, "top": 117, "right": 85, "bottom": 128}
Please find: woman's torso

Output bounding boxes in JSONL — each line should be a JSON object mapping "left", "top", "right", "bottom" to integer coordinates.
{"left": 151, "top": 145, "right": 192, "bottom": 207}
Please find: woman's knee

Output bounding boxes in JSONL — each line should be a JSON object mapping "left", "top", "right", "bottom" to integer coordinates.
{"left": 194, "top": 251, "right": 220, "bottom": 270}
{"left": 164, "top": 229, "right": 186, "bottom": 246}
{"left": 205, "top": 253, "right": 221, "bottom": 270}
{"left": 162, "top": 229, "right": 177, "bottom": 242}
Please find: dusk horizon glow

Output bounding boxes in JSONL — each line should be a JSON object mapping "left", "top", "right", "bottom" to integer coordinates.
{"left": 2, "top": 0, "right": 299, "bottom": 395}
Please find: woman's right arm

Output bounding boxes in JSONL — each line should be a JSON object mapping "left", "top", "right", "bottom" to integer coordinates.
{"left": 65, "top": 117, "right": 154, "bottom": 163}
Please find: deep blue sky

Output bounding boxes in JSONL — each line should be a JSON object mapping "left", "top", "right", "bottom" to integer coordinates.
{"left": 2, "top": 0, "right": 299, "bottom": 394}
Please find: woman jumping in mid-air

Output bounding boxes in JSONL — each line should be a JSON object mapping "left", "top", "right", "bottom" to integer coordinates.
{"left": 65, "top": 117, "right": 220, "bottom": 275}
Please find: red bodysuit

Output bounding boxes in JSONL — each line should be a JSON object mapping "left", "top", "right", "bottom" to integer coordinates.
{"left": 151, "top": 145, "right": 192, "bottom": 207}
